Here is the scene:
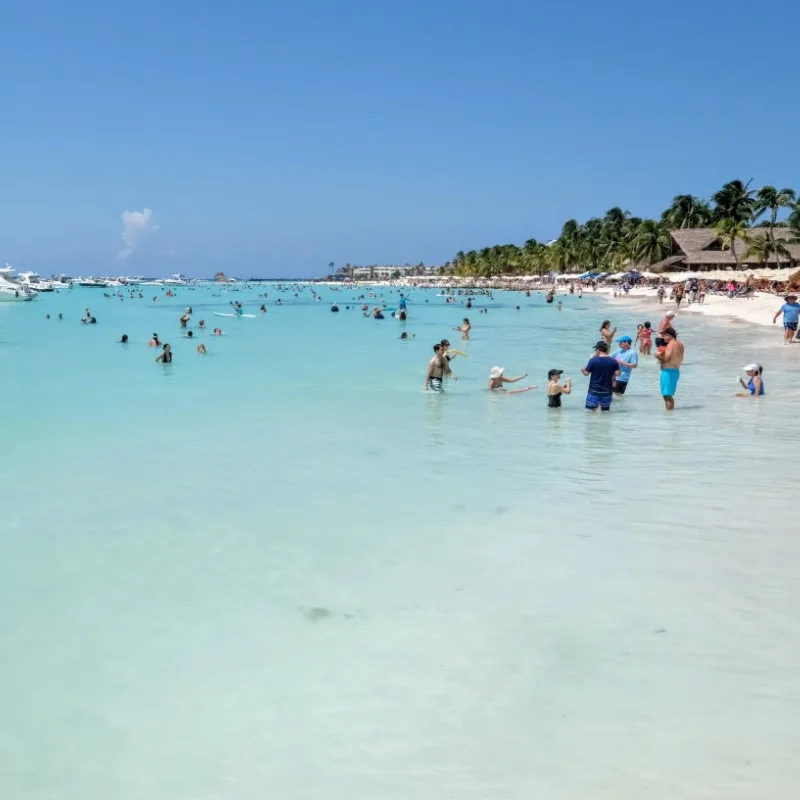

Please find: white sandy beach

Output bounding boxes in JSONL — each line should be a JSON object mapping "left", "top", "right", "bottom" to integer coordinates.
{"left": 591, "top": 286, "right": 788, "bottom": 329}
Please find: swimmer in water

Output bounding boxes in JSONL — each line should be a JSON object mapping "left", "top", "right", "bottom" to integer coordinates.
{"left": 198, "top": 319, "right": 206, "bottom": 329}
{"left": 197, "top": 343, "right": 207, "bottom": 354}
{"left": 120, "top": 334, "right": 129, "bottom": 344}
{"left": 599, "top": 320, "right": 617, "bottom": 347}
{"left": 187, "top": 330, "right": 194, "bottom": 338}
{"left": 400, "top": 332, "right": 409, "bottom": 340}
{"left": 454, "top": 317, "right": 471, "bottom": 340}
{"left": 546, "top": 369, "right": 571, "bottom": 408}
{"left": 180, "top": 314, "right": 190, "bottom": 328}
{"left": 260, "top": 305, "right": 267, "bottom": 313}
{"left": 424, "top": 344, "right": 455, "bottom": 392}
{"left": 155, "top": 343, "right": 172, "bottom": 363}
{"left": 58, "top": 313, "right": 63, "bottom": 320}
{"left": 736, "top": 364, "right": 765, "bottom": 397}
{"left": 488, "top": 366, "right": 536, "bottom": 392}
{"left": 149, "top": 333, "right": 160, "bottom": 347}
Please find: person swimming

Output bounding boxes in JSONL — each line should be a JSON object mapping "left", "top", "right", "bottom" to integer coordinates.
{"left": 149, "top": 333, "right": 160, "bottom": 347}
{"left": 197, "top": 343, "right": 206, "bottom": 354}
{"left": 155, "top": 343, "right": 172, "bottom": 363}
{"left": 488, "top": 366, "right": 536, "bottom": 392}
{"left": 120, "top": 334, "right": 129, "bottom": 343}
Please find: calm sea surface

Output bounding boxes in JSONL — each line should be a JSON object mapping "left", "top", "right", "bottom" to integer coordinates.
{"left": 1, "top": 284, "right": 799, "bottom": 799}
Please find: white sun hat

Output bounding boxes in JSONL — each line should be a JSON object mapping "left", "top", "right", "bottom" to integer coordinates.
{"left": 489, "top": 366, "right": 504, "bottom": 379}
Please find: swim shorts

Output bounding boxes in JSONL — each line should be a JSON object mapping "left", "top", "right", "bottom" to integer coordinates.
{"left": 428, "top": 377, "right": 443, "bottom": 392}
{"left": 660, "top": 368, "right": 680, "bottom": 397}
{"left": 585, "top": 392, "right": 612, "bottom": 411}
{"left": 784, "top": 322, "right": 798, "bottom": 331}
{"left": 612, "top": 380, "right": 628, "bottom": 395}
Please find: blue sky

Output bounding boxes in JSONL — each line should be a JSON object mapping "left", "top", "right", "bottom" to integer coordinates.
{"left": 3, "top": 0, "right": 798, "bottom": 277}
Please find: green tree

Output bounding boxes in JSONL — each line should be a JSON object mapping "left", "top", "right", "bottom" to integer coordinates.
{"left": 715, "top": 217, "right": 748, "bottom": 266}
{"left": 712, "top": 180, "right": 755, "bottom": 223}
{"left": 743, "top": 233, "right": 792, "bottom": 267}
{"left": 661, "top": 195, "right": 713, "bottom": 228}
{"left": 631, "top": 220, "right": 670, "bottom": 265}
{"left": 753, "top": 186, "right": 796, "bottom": 267}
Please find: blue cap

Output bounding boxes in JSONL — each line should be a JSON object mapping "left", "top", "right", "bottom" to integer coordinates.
{"left": 617, "top": 336, "right": 633, "bottom": 344}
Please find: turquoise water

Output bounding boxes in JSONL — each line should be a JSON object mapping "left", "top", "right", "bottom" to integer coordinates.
{"left": 2, "top": 284, "right": 800, "bottom": 799}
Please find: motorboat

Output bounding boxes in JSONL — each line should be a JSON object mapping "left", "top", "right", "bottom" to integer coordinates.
{"left": 0, "top": 265, "right": 37, "bottom": 301}
{"left": 18, "top": 271, "right": 55, "bottom": 292}
{"left": 76, "top": 277, "right": 108, "bottom": 288}
{"left": 161, "top": 273, "right": 188, "bottom": 286}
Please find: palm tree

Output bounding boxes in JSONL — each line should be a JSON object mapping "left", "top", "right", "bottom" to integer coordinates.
{"left": 712, "top": 180, "right": 755, "bottom": 223}
{"left": 631, "top": 221, "right": 670, "bottom": 265}
{"left": 789, "top": 201, "right": 800, "bottom": 239}
{"left": 715, "top": 218, "right": 748, "bottom": 266}
{"left": 743, "top": 232, "right": 792, "bottom": 267}
{"left": 661, "top": 195, "right": 713, "bottom": 228}
{"left": 753, "top": 186, "right": 796, "bottom": 267}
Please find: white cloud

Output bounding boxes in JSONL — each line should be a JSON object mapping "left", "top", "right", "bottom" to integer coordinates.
{"left": 118, "top": 208, "right": 160, "bottom": 260}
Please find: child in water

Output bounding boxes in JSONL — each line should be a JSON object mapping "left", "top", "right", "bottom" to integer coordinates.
{"left": 635, "top": 322, "right": 653, "bottom": 355}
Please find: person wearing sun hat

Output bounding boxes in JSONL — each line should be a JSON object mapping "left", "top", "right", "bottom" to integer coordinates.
{"left": 773, "top": 294, "right": 800, "bottom": 344}
{"left": 611, "top": 335, "right": 639, "bottom": 395}
{"left": 736, "top": 364, "right": 765, "bottom": 397}
{"left": 488, "top": 366, "right": 536, "bottom": 392}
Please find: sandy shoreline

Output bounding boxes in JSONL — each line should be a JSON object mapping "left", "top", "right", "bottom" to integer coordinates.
{"left": 589, "top": 286, "right": 788, "bottom": 329}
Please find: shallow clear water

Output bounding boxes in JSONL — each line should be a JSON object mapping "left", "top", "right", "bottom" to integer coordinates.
{"left": 2, "top": 285, "right": 799, "bottom": 799}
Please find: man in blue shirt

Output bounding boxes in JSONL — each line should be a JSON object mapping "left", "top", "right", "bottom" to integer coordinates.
{"left": 611, "top": 336, "right": 639, "bottom": 395}
{"left": 581, "top": 341, "right": 620, "bottom": 411}
{"left": 773, "top": 294, "right": 800, "bottom": 343}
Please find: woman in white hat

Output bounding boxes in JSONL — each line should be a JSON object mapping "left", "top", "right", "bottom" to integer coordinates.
{"left": 488, "top": 366, "right": 537, "bottom": 393}
{"left": 736, "top": 364, "right": 765, "bottom": 397}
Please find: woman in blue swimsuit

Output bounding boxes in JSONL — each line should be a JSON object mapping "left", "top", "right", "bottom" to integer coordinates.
{"left": 736, "top": 364, "right": 765, "bottom": 397}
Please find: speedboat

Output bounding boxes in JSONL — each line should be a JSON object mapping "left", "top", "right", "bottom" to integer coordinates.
{"left": 18, "top": 271, "right": 55, "bottom": 292}
{"left": 0, "top": 265, "right": 37, "bottom": 301}
{"left": 77, "top": 277, "right": 108, "bottom": 288}
{"left": 162, "top": 273, "right": 188, "bottom": 286}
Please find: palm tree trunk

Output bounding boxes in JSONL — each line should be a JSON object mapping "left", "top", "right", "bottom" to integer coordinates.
{"left": 770, "top": 208, "right": 780, "bottom": 269}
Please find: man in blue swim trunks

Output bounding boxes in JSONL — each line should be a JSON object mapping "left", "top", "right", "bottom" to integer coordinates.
{"left": 654, "top": 327, "right": 684, "bottom": 410}
{"left": 581, "top": 340, "right": 619, "bottom": 411}
{"left": 772, "top": 294, "right": 800, "bottom": 344}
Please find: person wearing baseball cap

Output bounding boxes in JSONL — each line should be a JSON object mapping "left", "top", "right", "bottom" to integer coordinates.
{"left": 611, "top": 335, "right": 638, "bottom": 395}
{"left": 547, "top": 369, "right": 572, "bottom": 408}
{"left": 581, "top": 341, "right": 620, "bottom": 411}
{"left": 737, "top": 364, "right": 765, "bottom": 397}
{"left": 772, "top": 294, "right": 800, "bottom": 343}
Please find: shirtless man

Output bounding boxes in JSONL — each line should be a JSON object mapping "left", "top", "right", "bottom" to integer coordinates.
{"left": 424, "top": 344, "right": 456, "bottom": 392}
{"left": 654, "top": 327, "right": 684, "bottom": 410}
{"left": 656, "top": 310, "right": 676, "bottom": 352}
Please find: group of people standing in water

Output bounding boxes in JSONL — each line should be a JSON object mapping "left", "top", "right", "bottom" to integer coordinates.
{"left": 419, "top": 292, "right": 771, "bottom": 411}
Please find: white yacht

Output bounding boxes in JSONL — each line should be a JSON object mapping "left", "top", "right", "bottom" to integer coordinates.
{"left": 0, "top": 265, "right": 37, "bottom": 302}
{"left": 18, "top": 271, "right": 54, "bottom": 292}
{"left": 161, "top": 273, "right": 188, "bottom": 286}
{"left": 76, "top": 277, "right": 108, "bottom": 288}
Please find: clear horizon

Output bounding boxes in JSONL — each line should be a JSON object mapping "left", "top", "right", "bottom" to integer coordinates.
{"left": 3, "top": 0, "right": 798, "bottom": 278}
